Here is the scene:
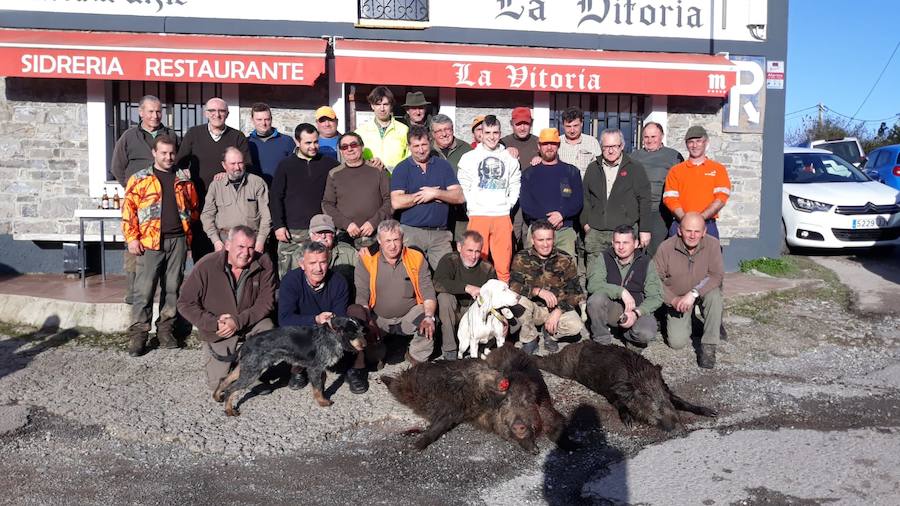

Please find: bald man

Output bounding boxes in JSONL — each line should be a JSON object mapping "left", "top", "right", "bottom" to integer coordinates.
{"left": 177, "top": 97, "right": 252, "bottom": 260}
{"left": 653, "top": 212, "right": 724, "bottom": 369}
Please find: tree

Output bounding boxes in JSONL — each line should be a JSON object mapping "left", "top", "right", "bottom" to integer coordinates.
{"left": 784, "top": 114, "right": 869, "bottom": 146}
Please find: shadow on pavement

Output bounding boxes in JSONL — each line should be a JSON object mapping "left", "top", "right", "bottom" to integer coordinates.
{"left": 0, "top": 315, "right": 80, "bottom": 381}
{"left": 543, "top": 403, "right": 626, "bottom": 505}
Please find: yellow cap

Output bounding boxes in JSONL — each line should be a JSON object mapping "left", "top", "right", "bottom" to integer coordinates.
{"left": 471, "top": 114, "right": 486, "bottom": 132}
{"left": 538, "top": 128, "right": 561, "bottom": 143}
{"left": 315, "top": 106, "right": 337, "bottom": 120}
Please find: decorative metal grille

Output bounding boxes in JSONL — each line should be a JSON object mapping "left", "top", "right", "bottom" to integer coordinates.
{"left": 106, "top": 81, "right": 222, "bottom": 182}
{"left": 551, "top": 93, "right": 644, "bottom": 152}
{"left": 359, "top": 0, "right": 429, "bottom": 22}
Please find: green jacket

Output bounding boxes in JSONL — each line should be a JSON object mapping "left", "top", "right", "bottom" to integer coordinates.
{"left": 587, "top": 249, "right": 663, "bottom": 316}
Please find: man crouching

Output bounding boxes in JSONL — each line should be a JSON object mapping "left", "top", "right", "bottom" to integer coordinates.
{"left": 177, "top": 225, "right": 276, "bottom": 390}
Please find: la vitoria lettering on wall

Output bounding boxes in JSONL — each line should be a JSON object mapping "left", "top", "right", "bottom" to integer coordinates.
{"left": 0, "top": 29, "right": 327, "bottom": 85}
{"left": 335, "top": 40, "right": 738, "bottom": 97}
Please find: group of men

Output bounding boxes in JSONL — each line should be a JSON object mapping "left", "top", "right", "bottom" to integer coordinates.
{"left": 116, "top": 85, "right": 731, "bottom": 398}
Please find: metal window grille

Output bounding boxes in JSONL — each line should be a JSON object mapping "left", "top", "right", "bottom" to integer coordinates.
{"left": 551, "top": 93, "right": 644, "bottom": 152}
{"left": 359, "top": 0, "right": 429, "bottom": 22}
{"left": 106, "top": 81, "right": 222, "bottom": 182}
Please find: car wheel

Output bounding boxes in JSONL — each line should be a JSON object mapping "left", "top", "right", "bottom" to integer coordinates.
{"left": 780, "top": 221, "right": 794, "bottom": 256}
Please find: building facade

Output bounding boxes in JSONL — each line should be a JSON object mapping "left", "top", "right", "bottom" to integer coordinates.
{"left": 0, "top": 0, "right": 786, "bottom": 272}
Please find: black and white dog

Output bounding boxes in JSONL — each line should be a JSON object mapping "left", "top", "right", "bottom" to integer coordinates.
{"left": 212, "top": 317, "right": 366, "bottom": 416}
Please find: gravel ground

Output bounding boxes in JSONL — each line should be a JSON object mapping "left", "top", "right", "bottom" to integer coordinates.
{"left": 0, "top": 256, "right": 898, "bottom": 504}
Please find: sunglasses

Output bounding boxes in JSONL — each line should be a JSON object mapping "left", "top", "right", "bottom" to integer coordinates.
{"left": 339, "top": 142, "right": 361, "bottom": 151}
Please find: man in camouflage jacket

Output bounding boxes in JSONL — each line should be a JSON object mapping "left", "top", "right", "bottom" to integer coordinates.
{"left": 508, "top": 220, "right": 585, "bottom": 355}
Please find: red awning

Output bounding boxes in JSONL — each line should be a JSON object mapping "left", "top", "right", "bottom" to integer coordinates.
{"left": 0, "top": 29, "right": 326, "bottom": 85}
{"left": 335, "top": 40, "right": 737, "bottom": 97}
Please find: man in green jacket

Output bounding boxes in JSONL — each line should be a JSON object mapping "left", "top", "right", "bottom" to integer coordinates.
{"left": 654, "top": 213, "right": 724, "bottom": 369}
{"left": 586, "top": 224, "right": 662, "bottom": 352}
{"left": 430, "top": 113, "right": 473, "bottom": 240}
{"left": 581, "top": 128, "right": 652, "bottom": 273}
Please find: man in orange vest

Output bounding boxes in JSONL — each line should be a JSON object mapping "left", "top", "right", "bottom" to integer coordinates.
{"left": 348, "top": 219, "right": 438, "bottom": 374}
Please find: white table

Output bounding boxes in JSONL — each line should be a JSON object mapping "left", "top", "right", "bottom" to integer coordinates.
{"left": 74, "top": 209, "right": 122, "bottom": 287}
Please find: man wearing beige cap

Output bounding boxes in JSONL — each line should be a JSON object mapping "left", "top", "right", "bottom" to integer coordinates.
{"left": 519, "top": 128, "right": 583, "bottom": 257}
{"left": 400, "top": 91, "right": 432, "bottom": 128}
{"left": 470, "top": 115, "right": 486, "bottom": 148}
{"left": 314, "top": 105, "right": 342, "bottom": 160}
{"left": 307, "top": 213, "right": 358, "bottom": 286}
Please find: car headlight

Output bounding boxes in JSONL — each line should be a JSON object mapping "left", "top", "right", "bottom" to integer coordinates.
{"left": 788, "top": 195, "right": 833, "bottom": 213}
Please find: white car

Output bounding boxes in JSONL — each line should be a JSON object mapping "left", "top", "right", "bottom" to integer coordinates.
{"left": 783, "top": 147, "right": 900, "bottom": 250}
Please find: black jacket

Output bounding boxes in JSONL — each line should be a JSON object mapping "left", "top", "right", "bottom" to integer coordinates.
{"left": 580, "top": 154, "right": 651, "bottom": 232}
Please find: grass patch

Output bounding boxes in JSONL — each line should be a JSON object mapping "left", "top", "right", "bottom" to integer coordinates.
{"left": 739, "top": 257, "right": 796, "bottom": 277}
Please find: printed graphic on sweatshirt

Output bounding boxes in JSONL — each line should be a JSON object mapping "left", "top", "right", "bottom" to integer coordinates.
{"left": 477, "top": 156, "right": 508, "bottom": 190}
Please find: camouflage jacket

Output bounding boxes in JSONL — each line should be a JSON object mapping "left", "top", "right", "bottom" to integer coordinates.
{"left": 509, "top": 247, "right": 585, "bottom": 312}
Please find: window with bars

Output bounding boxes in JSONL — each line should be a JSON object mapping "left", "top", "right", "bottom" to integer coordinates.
{"left": 550, "top": 93, "right": 644, "bottom": 153}
{"left": 359, "top": 0, "right": 429, "bottom": 22}
{"left": 105, "top": 81, "right": 223, "bottom": 182}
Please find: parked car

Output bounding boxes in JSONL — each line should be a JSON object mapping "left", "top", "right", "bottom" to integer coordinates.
{"left": 801, "top": 137, "right": 866, "bottom": 167}
{"left": 863, "top": 144, "right": 900, "bottom": 191}
{"left": 782, "top": 147, "right": 900, "bottom": 250}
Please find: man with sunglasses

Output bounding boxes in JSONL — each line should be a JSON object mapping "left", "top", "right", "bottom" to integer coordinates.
{"left": 580, "top": 128, "right": 651, "bottom": 273}
{"left": 322, "top": 132, "right": 392, "bottom": 249}
{"left": 177, "top": 97, "right": 252, "bottom": 260}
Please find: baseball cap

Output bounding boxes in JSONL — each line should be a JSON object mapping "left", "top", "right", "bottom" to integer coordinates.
{"left": 315, "top": 106, "right": 337, "bottom": 121}
{"left": 685, "top": 125, "right": 708, "bottom": 140}
{"left": 538, "top": 128, "right": 561, "bottom": 143}
{"left": 309, "top": 214, "right": 336, "bottom": 234}
{"left": 511, "top": 107, "right": 532, "bottom": 124}
{"left": 471, "top": 114, "right": 486, "bottom": 132}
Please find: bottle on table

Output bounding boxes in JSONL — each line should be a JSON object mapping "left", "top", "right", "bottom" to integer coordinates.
{"left": 113, "top": 188, "right": 121, "bottom": 210}
{"left": 101, "top": 187, "right": 110, "bottom": 210}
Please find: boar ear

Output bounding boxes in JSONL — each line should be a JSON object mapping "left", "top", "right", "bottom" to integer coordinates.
{"left": 611, "top": 381, "right": 633, "bottom": 401}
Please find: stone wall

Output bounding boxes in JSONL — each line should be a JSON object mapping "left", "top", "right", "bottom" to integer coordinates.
{"left": 455, "top": 89, "right": 534, "bottom": 145}
{"left": 667, "top": 96, "right": 763, "bottom": 241}
{"left": 237, "top": 79, "right": 329, "bottom": 136}
{"left": 0, "top": 77, "right": 92, "bottom": 238}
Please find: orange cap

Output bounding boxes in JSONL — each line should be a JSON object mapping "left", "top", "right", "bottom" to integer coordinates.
{"left": 538, "top": 128, "right": 561, "bottom": 143}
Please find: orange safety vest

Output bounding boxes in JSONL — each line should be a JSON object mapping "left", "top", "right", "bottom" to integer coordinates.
{"left": 359, "top": 247, "right": 425, "bottom": 308}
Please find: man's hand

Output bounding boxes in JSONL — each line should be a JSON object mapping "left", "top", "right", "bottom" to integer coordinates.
{"left": 275, "top": 227, "right": 291, "bottom": 242}
{"left": 213, "top": 172, "right": 227, "bottom": 182}
{"left": 315, "top": 312, "right": 334, "bottom": 325}
{"left": 537, "top": 288, "right": 558, "bottom": 309}
{"left": 216, "top": 314, "right": 238, "bottom": 338}
{"left": 413, "top": 186, "right": 441, "bottom": 204}
{"left": 127, "top": 239, "right": 144, "bottom": 256}
{"left": 370, "top": 157, "right": 386, "bottom": 170}
{"left": 507, "top": 147, "right": 520, "bottom": 159}
{"left": 620, "top": 310, "right": 637, "bottom": 329}
{"left": 360, "top": 221, "right": 375, "bottom": 237}
{"left": 546, "top": 211, "right": 564, "bottom": 229}
{"left": 213, "top": 241, "right": 225, "bottom": 252}
{"left": 673, "top": 293, "right": 697, "bottom": 313}
{"left": 529, "top": 155, "right": 542, "bottom": 167}
{"left": 254, "top": 242, "right": 265, "bottom": 254}
{"left": 621, "top": 289, "right": 636, "bottom": 313}
{"left": 346, "top": 222, "right": 361, "bottom": 238}
{"left": 639, "top": 231, "right": 652, "bottom": 249}
{"left": 464, "top": 284, "right": 481, "bottom": 298}
{"left": 583, "top": 224, "right": 591, "bottom": 233}
{"left": 418, "top": 316, "right": 436, "bottom": 339}
{"left": 544, "top": 308, "right": 562, "bottom": 335}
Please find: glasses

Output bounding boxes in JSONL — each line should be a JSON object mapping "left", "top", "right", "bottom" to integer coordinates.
{"left": 339, "top": 142, "right": 361, "bottom": 151}
{"left": 206, "top": 109, "right": 227, "bottom": 114}
{"left": 432, "top": 127, "right": 453, "bottom": 135}
{"left": 601, "top": 144, "right": 623, "bottom": 150}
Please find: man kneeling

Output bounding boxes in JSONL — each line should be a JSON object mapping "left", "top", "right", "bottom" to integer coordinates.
{"left": 177, "top": 225, "right": 276, "bottom": 390}
{"left": 586, "top": 224, "right": 662, "bottom": 352}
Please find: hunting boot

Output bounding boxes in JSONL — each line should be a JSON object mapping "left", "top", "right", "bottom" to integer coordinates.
{"left": 543, "top": 329, "right": 559, "bottom": 354}
{"left": 520, "top": 339, "right": 539, "bottom": 355}
{"left": 127, "top": 333, "right": 146, "bottom": 357}
{"left": 699, "top": 344, "right": 717, "bottom": 369}
{"left": 346, "top": 367, "right": 369, "bottom": 394}
{"left": 156, "top": 330, "right": 179, "bottom": 349}
{"left": 441, "top": 351, "right": 458, "bottom": 361}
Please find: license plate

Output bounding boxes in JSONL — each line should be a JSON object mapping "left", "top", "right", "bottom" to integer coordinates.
{"left": 851, "top": 217, "right": 882, "bottom": 229}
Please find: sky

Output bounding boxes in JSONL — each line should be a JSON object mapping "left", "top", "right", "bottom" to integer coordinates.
{"left": 785, "top": 0, "right": 900, "bottom": 137}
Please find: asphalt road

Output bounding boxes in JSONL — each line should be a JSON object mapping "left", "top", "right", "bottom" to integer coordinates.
{"left": 0, "top": 250, "right": 898, "bottom": 505}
